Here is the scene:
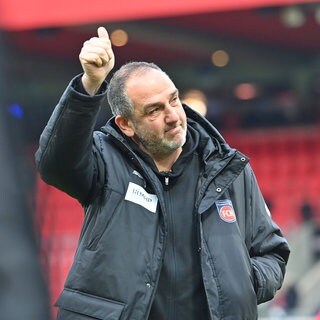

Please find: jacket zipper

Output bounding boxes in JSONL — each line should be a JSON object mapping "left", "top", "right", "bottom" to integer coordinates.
{"left": 164, "top": 182, "right": 176, "bottom": 319}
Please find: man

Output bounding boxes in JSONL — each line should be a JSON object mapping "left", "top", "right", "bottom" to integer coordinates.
{"left": 36, "top": 27, "right": 290, "bottom": 320}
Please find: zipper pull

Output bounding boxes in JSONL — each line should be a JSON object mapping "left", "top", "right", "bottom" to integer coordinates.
{"left": 165, "top": 176, "right": 169, "bottom": 186}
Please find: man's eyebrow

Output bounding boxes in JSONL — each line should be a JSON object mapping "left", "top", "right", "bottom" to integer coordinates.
{"left": 143, "top": 101, "right": 163, "bottom": 111}
{"left": 171, "top": 89, "right": 179, "bottom": 97}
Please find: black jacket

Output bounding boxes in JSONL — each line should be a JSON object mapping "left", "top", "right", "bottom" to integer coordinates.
{"left": 36, "top": 76, "right": 290, "bottom": 320}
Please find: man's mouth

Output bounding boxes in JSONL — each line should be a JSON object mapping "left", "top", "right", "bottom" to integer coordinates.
{"left": 165, "top": 125, "right": 181, "bottom": 134}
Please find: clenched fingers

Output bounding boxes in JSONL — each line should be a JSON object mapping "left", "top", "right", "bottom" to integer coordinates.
{"left": 79, "top": 35, "right": 113, "bottom": 67}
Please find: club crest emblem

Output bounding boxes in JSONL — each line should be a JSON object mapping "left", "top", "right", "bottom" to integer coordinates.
{"left": 216, "top": 199, "right": 236, "bottom": 223}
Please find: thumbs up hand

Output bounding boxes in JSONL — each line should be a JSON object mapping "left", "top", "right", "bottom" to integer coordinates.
{"left": 80, "top": 27, "right": 115, "bottom": 95}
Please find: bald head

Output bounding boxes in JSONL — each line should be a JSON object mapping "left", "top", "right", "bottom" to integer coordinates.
{"left": 107, "top": 62, "right": 171, "bottom": 118}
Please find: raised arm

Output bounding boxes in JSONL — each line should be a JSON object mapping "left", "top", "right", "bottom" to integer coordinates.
{"left": 35, "top": 27, "right": 114, "bottom": 204}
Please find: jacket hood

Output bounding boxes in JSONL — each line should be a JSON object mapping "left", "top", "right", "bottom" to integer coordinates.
{"left": 182, "top": 104, "right": 234, "bottom": 159}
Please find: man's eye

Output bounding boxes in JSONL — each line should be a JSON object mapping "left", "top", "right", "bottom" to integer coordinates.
{"left": 149, "top": 108, "right": 159, "bottom": 114}
{"left": 172, "top": 96, "right": 179, "bottom": 102}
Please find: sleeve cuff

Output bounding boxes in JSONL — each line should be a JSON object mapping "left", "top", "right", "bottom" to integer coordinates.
{"left": 72, "top": 74, "right": 108, "bottom": 96}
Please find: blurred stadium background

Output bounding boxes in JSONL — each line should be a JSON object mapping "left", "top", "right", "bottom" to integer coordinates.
{"left": 1, "top": 0, "right": 320, "bottom": 319}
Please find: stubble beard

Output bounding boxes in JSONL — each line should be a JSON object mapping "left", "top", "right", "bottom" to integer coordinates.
{"left": 134, "top": 126, "right": 187, "bottom": 159}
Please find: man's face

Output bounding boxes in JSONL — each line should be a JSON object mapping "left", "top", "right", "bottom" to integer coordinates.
{"left": 125, "top": 69, "right": 187, "bottom": 158}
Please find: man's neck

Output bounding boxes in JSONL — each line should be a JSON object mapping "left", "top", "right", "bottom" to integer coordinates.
{"left": 150, "top": 148, "right": 183, "bottom": 172}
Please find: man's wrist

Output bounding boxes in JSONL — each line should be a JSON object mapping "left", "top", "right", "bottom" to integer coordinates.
{"left": 81, "top": 74, "right": 104, "bottom": 96}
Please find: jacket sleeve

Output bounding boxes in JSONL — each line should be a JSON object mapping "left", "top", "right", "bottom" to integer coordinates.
{"left": 35, "top": 75, "right": 107, "bottom": 205}
{"left": 246, "top": 165, "right": 290, "bottom": 304}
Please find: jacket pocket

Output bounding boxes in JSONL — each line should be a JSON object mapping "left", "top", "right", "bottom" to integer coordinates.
{"left": 55, "top": 288, "right": 126, "bottom": 320}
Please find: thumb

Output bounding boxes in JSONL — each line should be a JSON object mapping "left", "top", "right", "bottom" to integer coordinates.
{"left": 98, "top": 26, "right": 109, "bottom": 39}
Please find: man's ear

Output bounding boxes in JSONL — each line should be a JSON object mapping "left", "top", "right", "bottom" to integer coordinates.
{"left": 115, "top": 115, "right": 135, "bottom": 137}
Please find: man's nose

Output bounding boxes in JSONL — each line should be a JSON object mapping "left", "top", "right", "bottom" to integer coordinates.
{"left": 164, "top": 104, "right": 179, "bottom": 123}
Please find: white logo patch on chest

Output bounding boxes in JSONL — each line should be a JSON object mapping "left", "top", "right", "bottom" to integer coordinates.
{"left": 125, "top": 182, "right": 158, "bottom": 213}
